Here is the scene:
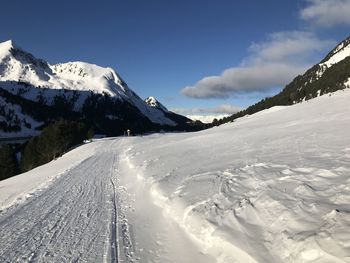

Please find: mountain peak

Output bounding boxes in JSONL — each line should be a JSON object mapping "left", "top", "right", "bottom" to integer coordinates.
{"left": 320, "top": 36, "right": 350, "bottom": 67}
{"left": 145, "top": 96, "right": 158, "bottom": 105}
{"left": 0, "top": 40, "right": 18, "bottom": 60}
{"left": 145, "top": 96, "right": 168, "bottom": 112}
{"left": 0, "top": 40, "right": 15, "bottom": 49}
{"left": 0, "top": 40, "right": 23, "bottom": 54}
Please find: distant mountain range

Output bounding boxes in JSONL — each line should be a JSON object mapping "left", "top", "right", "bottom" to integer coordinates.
{"left": 214, "top": 36, "right": 350, "bottom": 126}
{"left": 2, "top": 35, "right": 350, "bottom": 137}
{"left": 0, "top": 40, "right": 200, "bottom": 138}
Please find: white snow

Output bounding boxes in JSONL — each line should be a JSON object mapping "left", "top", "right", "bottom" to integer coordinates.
{"left": 0, "top": 89, "right": 349, "bottom": 262}
{"left": 0, "top": 141, "right": 99, "bottom": 210}
{"left": 50, "top": 62, "right": 128, "bottom": 97}
{"left": 320, "top": 40, "right": 350, "bottom": 69}
{"left": 0, "top": 40, "right": 13, "bottom": 61}
{"left": 119, "top": 88, "right": 350, "bottom": 262}
{"left": 345, "top": 77, "right": 350, "bottom": 88}
{"left": 0, "top": 41, "right": 128, "bottom": 99}
{"left": 322, "top": 41, "right": 350, "bottom": 68}
{"left": 145, "top": 96, "right": 159, "bottom": 107}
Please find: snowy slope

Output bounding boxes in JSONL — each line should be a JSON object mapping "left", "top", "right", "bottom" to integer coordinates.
{"left": 0, "top": 40, "right": 176, "bottom": 126}
{"left": 0, "top": 89, "right": 349, "bottom": 262}
{"left": 122, "top": 89, "right": 350, "bottom": 262}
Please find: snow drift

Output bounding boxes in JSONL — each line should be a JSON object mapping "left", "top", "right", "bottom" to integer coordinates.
{"left": 121, "top": 88, "right": 350, "bottom": 262}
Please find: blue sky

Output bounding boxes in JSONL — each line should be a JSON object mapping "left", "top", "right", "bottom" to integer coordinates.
{"left": 1, "top": 0, "right": 350, "bottom": 117}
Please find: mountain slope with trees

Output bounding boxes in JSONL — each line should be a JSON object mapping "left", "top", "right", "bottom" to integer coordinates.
{"left": 212, "top": 36, "right": 350, "bottom": 126}
{"left": 0, "top": 40, "right": 204, "bottom": 180}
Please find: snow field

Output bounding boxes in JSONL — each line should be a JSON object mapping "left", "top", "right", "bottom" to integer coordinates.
{"left": 0, "top": 89, "right": 349, "bottom": 262}
{"left": 120, "top": 89, "right": 350, "bottom": 262}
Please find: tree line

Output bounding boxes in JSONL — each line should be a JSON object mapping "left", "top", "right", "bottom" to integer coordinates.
{"left": 0, "top": 119, "right": 92, "bottom": 180}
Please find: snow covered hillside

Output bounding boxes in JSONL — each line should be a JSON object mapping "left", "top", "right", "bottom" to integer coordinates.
{"left": 0, "top": 89, "right": 349, "bottom": 262}
{"left": 305, "top": 36, "right": 350, "bottom": 92}
{"left": 122, "top": 89, "right": 350, "bottom": 262}
{"left": 287, "top": 36, "right": 350, "bottom": 99}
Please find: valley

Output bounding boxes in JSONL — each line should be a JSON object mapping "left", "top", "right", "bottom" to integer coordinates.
{"left": 1, "top": 88, "right": 349, "bottom": 262}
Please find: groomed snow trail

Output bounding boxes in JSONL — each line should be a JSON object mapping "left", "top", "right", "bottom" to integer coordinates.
{"left": 0, "top": 139, "right": 212, "bottom": 263}
{"left": 0, "top": 141, "right": 125, "bottom": 262}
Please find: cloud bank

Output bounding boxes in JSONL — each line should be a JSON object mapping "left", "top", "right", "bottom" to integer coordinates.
{"left": 182, "top": 31, "right": 333, "bottom": 99}
{"left": 172, "top": 104, "right": 242, "bottom": 123}
{"left": 300, "top": 0, "right": 350, "bottom": 27}
{"left": 172, "top": 104, "right": 241, "bottom": 115}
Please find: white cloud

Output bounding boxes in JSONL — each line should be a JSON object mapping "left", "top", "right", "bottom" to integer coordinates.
{"left": 300, "top": 0, "right": 350, "bottom": 27}
{"left": 210, "top": 104, "right": 242, "bottom": 114}
{"left": 172, "top": 104, "right": 241, "bottom": 123}
{"left": 172, "top": 104, "right": 241, "bottom": 115}
{"left": 181, "top": 31, "right": 333, "bottom": 99}
{"left": 247, "top": 31, "right": 330, "bottom": 63}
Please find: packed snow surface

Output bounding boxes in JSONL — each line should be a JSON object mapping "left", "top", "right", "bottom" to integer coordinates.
{"left": 0, "top": 89, "right": 350, "bottom": 262}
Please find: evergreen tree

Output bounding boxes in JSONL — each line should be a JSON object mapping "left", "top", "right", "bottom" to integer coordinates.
{"left": 87, "top": 128, "right": 94, "bottom": 140}
{"left": 20, "top": 120, "right": 88, "bottom": 172}
{"left": 0, "top": 144, "right": 18, "bottom": 180}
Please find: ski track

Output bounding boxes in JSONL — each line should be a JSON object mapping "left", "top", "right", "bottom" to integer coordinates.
{"left": 0, "top": 141, "right": 134, "bottom": 263}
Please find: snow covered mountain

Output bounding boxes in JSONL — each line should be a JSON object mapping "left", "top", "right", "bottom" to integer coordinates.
{"left": 320, "top": 36, "right": 350, "bottom": 69}
{"left": 0, "top": 41, "right": 129, "bottom": 99}
{"left": 0, "top": 40, "right": 197, "bottom": 136}
{"left": 145, "top": 96, "right": 168, "bottom": 112}
{"left": 285, "top": 35, "right": 350, "bottom": 101}
{"left": 144, "top": 96, "right": 194, "bottom": 126}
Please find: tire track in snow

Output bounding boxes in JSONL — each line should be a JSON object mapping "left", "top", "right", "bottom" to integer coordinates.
{"left": 110, "top": 154, "right": 120, "bottom": 263}
{"left": 110, "top": 154, "right": 136, "bottom": 263}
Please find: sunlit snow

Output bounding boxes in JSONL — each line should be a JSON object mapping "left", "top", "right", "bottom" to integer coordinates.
{"left": 1, "top": 89, "right": 349, "bottom": 262}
